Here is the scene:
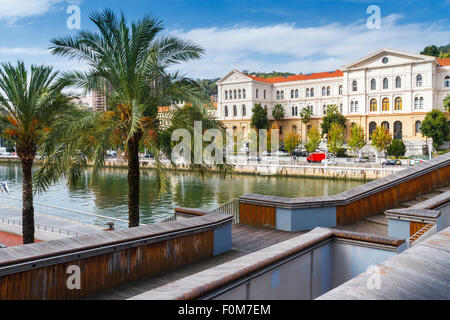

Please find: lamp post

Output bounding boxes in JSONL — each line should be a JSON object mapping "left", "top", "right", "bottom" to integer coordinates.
{"left": 324, "top": 137, "right": 328, "bottom": 168}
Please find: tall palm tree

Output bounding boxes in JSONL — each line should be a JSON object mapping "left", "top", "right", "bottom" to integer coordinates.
{"left": 36, "top": 9, "right": 206, "bottom": 228}
{"left": 0, "top": 62, "right": 73, "bottom": 244}
{"left": 272, "top": 104, "right": 285, "bottom": 129}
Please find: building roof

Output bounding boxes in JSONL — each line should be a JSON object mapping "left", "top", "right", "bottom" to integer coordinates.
{"left": 437, "top": 58, "right": 450, "bottom": 66}
{"left": 247, "top": 70, "right": 343, "bottom": 84}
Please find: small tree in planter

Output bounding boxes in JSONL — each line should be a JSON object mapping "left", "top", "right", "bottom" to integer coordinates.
{"left": 371, "top": 126, "right": 392, "bottom": 163}
{"left": 327, "top": 123, "right": 345, "bottom": 157}
{"left": 387, "top": 139, "right": 407, "bottom": 159}
{"left": 284, "top": 131, "right": 301, "bottom": 156}
{"left": 348, "top": 124, "right": 366, "bottom": 158}
{"left": 305, "top": 127, "right": 321, "bottom": 154}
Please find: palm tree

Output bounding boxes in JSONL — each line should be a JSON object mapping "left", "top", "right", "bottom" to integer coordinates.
{"left": 272, "top": 104, "right": 285, "bottom": 129}
{"left": 36, "top": 9, "right": 206, "bottom": 228}
{"left": 0, "top": 62, "right": 73, "bottom": 244}
{"left": 299, "top": 107, "right": 313, "bottom": 142}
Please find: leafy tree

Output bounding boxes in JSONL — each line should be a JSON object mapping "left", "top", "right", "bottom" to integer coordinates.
{"left": 299, "top": 107, "right": 313, "bottom": 141}
{"left": 272, "top": 104, "right": 285, "bottom": 122}
{"left": 444, "top": 94, "right": 450, "bottom": 114}
{"left": 244, "top": 71, "right": 295, "bottom": 79}
{"left": 421, "top": 45, "right": 441, "bottom": 57}
{"left": 321, "top": 104, "right": 347, "bottom": 135}
{"left": 387, "top": 139, "right": 406, "bottom": 159}
{"left": 348, "top": 124, "right": 366, "bottom": 157}
{"left": 0, "top": 62, "right": 73, "bottom": 244}
{"left": 305, "top": 127, "right": 321, "bottom": 154}
{"left": 421, "top": 110, "right": 450, "bottom": 149}
{"left": 371, "top": 126, "right": 392, "bottom": 162}
{"left": 284, "top": 131, "right": 300, "bottom": 155}
{"left": 250, "top": 103, "right": 269, "bottom": 155}
{"left": 36, "top": 9, "right": 205, "bottom": 228}
{"left": 327, "top": 123, "right": 345, "bottom": 157}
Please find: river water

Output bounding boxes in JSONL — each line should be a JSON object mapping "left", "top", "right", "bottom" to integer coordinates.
{"left": 0, "top": 163, "right": 364, "bottom": 224}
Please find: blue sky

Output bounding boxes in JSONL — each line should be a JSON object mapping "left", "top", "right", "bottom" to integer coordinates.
{"left": 0, "top": 0, "right": 449, "bottom": 79}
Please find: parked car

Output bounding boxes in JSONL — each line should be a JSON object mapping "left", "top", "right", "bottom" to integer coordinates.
{"left": 383, "top": 159, "right": 401, "bottom": 166}
{"left": 274, "top": 151, "right": 289, "bottom": 156}
{"left": 321, "top": 158, "right": 337, "bottom": 165}
{"left": 0, "top": 243, "right": 6, "bottom": 249}
{"left": 292, "top": 149, "right": 307, "bottom": 157}
{"left": 144, "top": 154, "right": 154, "bottom": 159}
{"left": 354, "top": 157, "right": 369, "bottom": 163}
{"left": 307, "top": 153, "right": 326, "bottom": 163}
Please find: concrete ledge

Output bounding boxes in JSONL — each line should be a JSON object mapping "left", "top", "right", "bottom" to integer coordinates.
{"left": 174, "top": 207, "right": 212, "bottom": 217}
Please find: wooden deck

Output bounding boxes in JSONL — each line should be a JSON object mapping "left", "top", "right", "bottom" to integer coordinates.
{"left": 88, "top": 224, "right": 304, "bottom": 300}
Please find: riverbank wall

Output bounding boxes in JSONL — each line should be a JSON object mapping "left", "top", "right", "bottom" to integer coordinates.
{"left": 0, "top": 157, "right": 403, "bottom": 181}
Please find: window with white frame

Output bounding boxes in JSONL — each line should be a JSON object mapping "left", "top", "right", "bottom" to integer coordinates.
{"left": 445, "top": 76, "right": 450, "bottom": 87}
{"left": 327, "top": 86, "right": 331, "bottom": 96}
{"left": 416, "top": 74, "right": 423, "bottom": 87}
{"left": 371, "top": 79, "right": 376, "bottom": 90}
{"left": 352, "top": 81, "right": 357, "bottom": 92}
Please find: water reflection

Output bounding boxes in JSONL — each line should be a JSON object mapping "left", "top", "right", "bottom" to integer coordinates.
{"left": 0, "top": 164, "right": 364, "bottom": 224}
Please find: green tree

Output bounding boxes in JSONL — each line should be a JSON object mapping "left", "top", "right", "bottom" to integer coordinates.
{"left": 272, "top": 104, "right": 285, "bottom": 122}
{"left": 387, "top": 139, "right": 407, "bottom": 159}
{"left": 36, "top": 9, "right": 205, "bottom": 228}
{"left": 444, "top": 94, "right": 450, "bottom": 114}
{"left": 0, "top": 62, "right": 73, "bottom": 244}
{"left": 299, "top": 107, "right": 313, "bottom": 141}
{"left": 327, "top": 123, "right": 345, "bottom": 157}
{"left": 284, "top": 131, "right": 300, "bottom": 155}
{"left": 371, "top": 126, "right": 392, "bottom": 162}
{"left": 421, "top": 110, "right": 450, "bottom": 149}
{"left": 321, "top": 104, "right": 347, "bottom": 135}
{"left": 421, "top": 45, "right": 441, "bottom": 57}
{"left": 250, "top": 103, "right": 269, "bottom": 156}
{"left": 348, "top": 124, "right": 366, "bottom": 157}
{"left": 305, "top": 127, "right": 321, "bottom": 154}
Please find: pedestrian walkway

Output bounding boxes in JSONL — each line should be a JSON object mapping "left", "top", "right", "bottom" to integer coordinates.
{"left": 0, "top": 204, "right": 104, "bottom": 238}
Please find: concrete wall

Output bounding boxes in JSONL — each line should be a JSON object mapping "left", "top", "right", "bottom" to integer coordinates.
{"left": 276, "top": 207, "right": 336, "bottom": 231}
{"left": 214, "top": 239, "right": 398, "bottom": 300}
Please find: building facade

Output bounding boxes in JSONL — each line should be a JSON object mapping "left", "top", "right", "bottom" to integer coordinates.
{"left": 216, "top": 49, "right": 450, "bottom": 154}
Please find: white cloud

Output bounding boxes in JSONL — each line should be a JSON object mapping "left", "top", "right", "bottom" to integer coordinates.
{"left": 0, "top": 0, "right": 63, "bottom": 22}
{"left": 173, "top": 14, "right": 450, "bottom": 79}
{"left": 0, "top": 47, "right": 50, "bottom": 55}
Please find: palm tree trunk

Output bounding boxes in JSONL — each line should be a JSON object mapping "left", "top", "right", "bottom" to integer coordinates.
{"left": 127, "top": 134, "right": 141, "bottom": 228}
{"left": 21, "top": 159, "right": 35, "bottom": 244}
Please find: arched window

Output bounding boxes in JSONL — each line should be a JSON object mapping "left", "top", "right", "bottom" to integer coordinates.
{"left": 394, "top": 121, "right": 403, "bottom": 140}
{"left": 351, "top": 101, "right": 355, "bottom": 113}
{"left": 225, "top": 91, "right": 228, "bottom": 100}
{"left": 233, "top": 90, "right": 237, "bottom": 99}
{"left": 277, "top": 91, "right": 280, "bottom": 100}
{"left": 420, "top": 97, "right": 424, "bottom": 109}
{"left": 415, "top": 121, "right": 422, "bottom": 134}
{"left": 306, "top": 88, "right": 310, "bottom": 97}
{"left": 263, "top": 89, "right": 266, "bottom": 99}
{"left": 281, "top": 91, "right": 284, "bottom": 99}
{"left": 238, "top": 89, "right": 242, "bottom": 99}
{"left": 381, "top": 121, "right": 390, "bottom": 132}
{"left": 416, "top": 74, "right": 423, "bottom": 87}
{"left": 323, "top": 105, "right": 327, "bottom": 115}
{"left": 371, "top": 79, "right": 376, "bottom": 90}
{"left": 279, "top": 126, "right": 283, "bottom": 135}
{"left": 370, "top": 99, "right": 377, "bottom": 112}
{"left": 310, "top": 88, "right": 314, "bottom": 97}
{"left": 445, "top": 76, "right": 450, "bottom": 87}
{"left": 327, "top": 86, "right": 331, "bottom": 96}
{"left": 352, "top": 81, "right": 357, "bottom": 92}
{"left": 369, "top": 122, "right": 377, "bottom": 138}
{"left": 355, "top": 101, "right": 359, "bottom": 112}
{"left": 395, "top": 97, "right": 402, "bottom": 111}
{"left": 295, "top": 89, "right": 299, "bottom": 98}
{"left": 292, "top": 106, "right": 295, "bottom": 116}
{"left": 242, "top": 105, "right": 246, "bottom": 117}
{"left": 243, "top": 89, "right": 246, "bottom": 99}
{"left": 322, "top": 87, "right": 326, "bottom": 96}
{"left": 291, "top": 90, "right": 295, "bottom": 99}
{"left": 224, "top": 105, "right": 228, "bottom": 117}
{"left": 339, "top": 85, "right": 343, "bottom": 95}
{"left": 292, "top": 125, "right": 297, "bottom": 134}
{"left": 339, "top": 104, "right": 343, "bottom": 114}
{"left": 295, "top": 106, "right": 298, "bottom": 115}
{"left": 383, "top": 78, "right": 389, "bottom": 89}
{"left": 256, "top": 89, "right": 259, "bottom": 99}
{"left": 233, "top": 105, "right": 237, "bottom": 117}
{"left": 382, "top": 98, "right": 390, "bottom": 111}
{"left": 396, "top": 77, "right": 401, "bottom": 88}
{"left": 414, "top": 97, "right": 419, "bottom": 110}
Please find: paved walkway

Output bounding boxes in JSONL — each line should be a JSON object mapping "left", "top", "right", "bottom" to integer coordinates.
{"left": 0, "top": 204, "right": 104, "bottom": 237}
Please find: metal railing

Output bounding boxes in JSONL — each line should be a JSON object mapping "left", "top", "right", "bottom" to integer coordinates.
{"left": 214, "top": 198, "right": 240, "bottom": 224}
{"left": 406, "top": 224, "right": 437, "bottom": 247}
{"left": 0, "top": 216, "right": 86, "bottom": 237}
{"left": 160, "top": 215, "right": 177, "bottom": 223}
{"left": 1, "top": 196, "right": 132, "bottom": 229}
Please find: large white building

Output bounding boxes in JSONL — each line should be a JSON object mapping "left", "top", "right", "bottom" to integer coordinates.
{"left": 216, "top": 49, "right": 450, "bottom": 153}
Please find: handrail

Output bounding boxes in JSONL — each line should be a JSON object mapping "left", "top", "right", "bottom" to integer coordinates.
{"left": 214, "top": 198, "right": 240, "bottom": 224}
{"left": 406, "top": 224, "right": 437, "bottom": 247}
{"left": 1, "top": 195, "right": 135, "bottom": 229}
{"left": 0, "top": 216, "right": 86, "bottom": 237}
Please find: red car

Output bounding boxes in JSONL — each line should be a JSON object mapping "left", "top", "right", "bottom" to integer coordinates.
{"left": 307, "top": 153, "right": 326, "bottom": 163}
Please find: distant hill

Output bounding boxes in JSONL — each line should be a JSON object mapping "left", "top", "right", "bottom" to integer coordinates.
{"left": 242, "top": 71, "right": 296, "bottom": 79}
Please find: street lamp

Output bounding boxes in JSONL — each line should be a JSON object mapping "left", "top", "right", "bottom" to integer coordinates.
{"left": 324, "top": 137, "right": 328, "bottom": 168}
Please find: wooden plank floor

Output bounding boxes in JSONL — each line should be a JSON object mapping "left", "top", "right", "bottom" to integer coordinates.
{"left": 88, "top": 224, "right": 305, "bottom": 300}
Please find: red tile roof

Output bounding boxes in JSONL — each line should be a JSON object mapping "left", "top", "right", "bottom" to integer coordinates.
{"left": 247, "top": 70, "right": 344, "bottom": 84}
{"left": 437, "top": 58, "right": 450, "bottom": 66}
